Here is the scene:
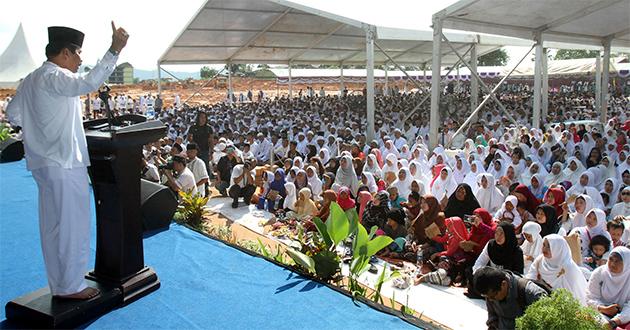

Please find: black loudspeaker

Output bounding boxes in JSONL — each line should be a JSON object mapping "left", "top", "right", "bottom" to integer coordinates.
{"left": 140, "top": 179, "right": 178, "bottom": 232}
{"left": 0, "top": 137, "right": 24, "bottom": 163}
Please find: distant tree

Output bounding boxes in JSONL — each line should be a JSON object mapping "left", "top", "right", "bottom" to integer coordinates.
{"left": 554, "top": 49, "right": 600, "bottom": 60}
{"left": 258, "top": 64, "right": 270, "bottom": 69}
{"left": 478, "top": 49, "right": 509, "bottom": 66}
{"left": 200, "top": 66, "right": 218, "bottom": 79}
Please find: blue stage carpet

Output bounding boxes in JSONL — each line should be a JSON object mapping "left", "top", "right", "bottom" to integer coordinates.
{"left": 0, "top": 160, "right": 417, "bottom": 329}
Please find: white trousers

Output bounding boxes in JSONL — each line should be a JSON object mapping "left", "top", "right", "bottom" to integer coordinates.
{"left": 31, "top": 166, "right": 90, "bottom": 295}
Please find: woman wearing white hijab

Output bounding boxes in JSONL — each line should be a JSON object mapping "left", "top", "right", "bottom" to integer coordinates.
{"left": 610, "top": 186, "right": 630, "bottom": 219}
{"left": 305, "top": 166, "right": 323, "bottom": 202}
{"left": 544, "top": 162, "right": 566, "bottom": 187}
{"left": 600, "top": 178, "right": 620, "bottom": 213}
{"left": 293, "top": 156, "right": 304, "bottom": 169}
{"left": 360, "top": 172, "right": 378, "bottom": 193}
{"left": 526, "top": 234, "right": 588, "bottom": 305}
{"left": 494, "top": 195, "right": 523, "bottom": 228}
{"left": 520, "top": 161, "right": 549, "bottom": 186}
{"left": 521, "top": 221, "right": 543, "bottom": 272}
{"left": 475, "top": 173, "right": 505, "bottom": 214}
{"left": 409, "top": 160, "right": 431, "bottom": 190}
{"left": 587, "top": 246, "right": 630, "bottom": 327}
{"left": 399, "top": 144, "right": 411, "bottom": 160}
{"left": 430, "top": 166, "right": 457, "bottom": 202}
{"left": 381, "top": 153, "right": 399, "bottom": 179}
{"left": 601, "top": 156, "right": 618, "bottom": 179}
{"left": 488, "top": 158, "right": 506, "bottom": 179}
{"left": 563, "top": 157, "right": 587, "bottom": 185}
{"left": 463, "top": 138, "right": 476, "bottom": 159}
{"left": 334, "top": 155, "right": 360, "bottom": 196}
{"left": 580, "top": 133, "right": 596, "bottom": 162}
{"left": 362, "top": 154, "right": 383, "bottom": 179}
{"left": 381, "top": 140, "right": 400, "bottom": 160}
{"left": 452, "top": 155, "right": 470, "bottom": 184}
{"left": 571, "top": 208, "right": 613, "bottom": 258}
{"left": 566, "top": 171, "right": 605, "bottom": 209}
{"left": 283, "top": 182, "right": 297, "bottom": 211}
{"left": 463, "top": 160, "right": 487, "bottom": 189}
{"left": 561, "top": 194, "right": 594, "bottom": 233}
{"left": 318, "top": 148, "right": 331, "bottom": 165}
{"left": 392, "top": 167, "right": 413, "bottom": 201}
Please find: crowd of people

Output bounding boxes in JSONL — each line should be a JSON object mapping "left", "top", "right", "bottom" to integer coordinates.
{"left": 3, "top": 78, "right": 630, "bottom": 328}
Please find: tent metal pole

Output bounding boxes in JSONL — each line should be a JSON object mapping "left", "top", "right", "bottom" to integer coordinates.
{"left": 447, "top": 44, "right": 535, "bottom": 147}
{"left": 470, "top": 43, "right": 478, "bottom": 114}
{"left": 429, "top": 18, "right": 442, "bottom": 149}
{"left": 595, "top": 52, "right": 602, "bottom": 111}
{"left": 456, "top": 65, "right": 461, "bottom": 91}
{"left": 542, "top": 48, "right": 549, "bottom": 122}
{"left": 366, "top": 25, "right": 376, "bottom": 142}
{"left": 288, "top": 62, "right": 293, "bottom": 98}
{"left": 601, "top": 37, "right": 611, "bottom": 123}
{"left": 340, "top": 63, "right": 344, "bottom": 95}
{"left": 384, "top": 64, "right": 389, "bottom": 96}
{"left": 227, "top": 62, "right": 233, "bottom": 104}
{"left": 160, "top": 67, "right": 184, "bottom": 82}
{"left": 157, "top": 62, "right": 162, "bottom": 98}
{"left": 533, "top": 33, "right": 543, "bottom": 129}
{"left": 441, "top": 33, "right": 519, "bottom": 126}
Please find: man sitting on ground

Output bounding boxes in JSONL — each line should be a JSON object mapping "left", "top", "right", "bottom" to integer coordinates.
{"left": 216, "top": 147, "right": 238, "bottom": 196}
{"left": 228, "top": 160, "right": 255, "bottom": 208}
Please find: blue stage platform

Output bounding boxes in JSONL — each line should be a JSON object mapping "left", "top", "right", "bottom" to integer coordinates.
{"left": 0, "top": 160, "right": 418, "bottom": 329}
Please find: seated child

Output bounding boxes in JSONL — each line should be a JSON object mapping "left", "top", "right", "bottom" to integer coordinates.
{"left": 387, "top": 186, "right": 406, "bottom": 210}
{"left": 295, "top": 188, "right": 318, "bottom": 217}
{"left": 582, "top": 234, "right": 611, "bottom": 271}
{"left": 607, "top": 217, "right": 627, "bottom": 248}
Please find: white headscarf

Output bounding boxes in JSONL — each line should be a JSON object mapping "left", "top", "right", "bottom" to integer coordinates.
{"left": 362, "top": 154, "right": 383, "bottom": 179}
{"left": 494, "top": 195, "right": 522, "bottom": 228}
{"left": 319, "top": 147, "right": 331, "bottom": 165}
{"left": 527, "top": 234, "right": 587, "bottom": 305}
{"left": 566, "top": 171, "right": 605, "bottom": 209}
{"left": 587, "top": 246, "right": 630, "bottom": 308}
{"left": 334, "top": 155, "right": 360, "bottom": 195}
{"left": 306, "top": 166, "right": 323, "bottom": 201}
{"left": 572, "top": 208, "right": 612, "bottom": 258}
{"left": 361, "top": 172, "right": 378, "bottom": 193}
{"left": 463, "top": 160, "right": 486, "bottom": 189}
{"left": 475, "top": 173, "right": 505, "bottom": 214}
{"left": 563, "top": 157, "right": 587, "bottom": 184}
{"left": 544, "top": 162, "right": 566, "bottom": 187}
{"left": 452, "top": 156, "right": 470, "bottom": 184}
{"left": 600, "top": 178, "right": 620, "bottom": 211}
{"left": 381, "top": 153, "right": 399, "bottom": 177}
{"left": 283, "top": 182, "right": 297, "bottom": 210}
{"left": 431, "top": 167, "right": 457, "bottom": 201}
{"left": 392, "top": 167, "right": 413, "bottom": 201}
{"left": 521, "top": 221, "right": 543, "bottom": 262}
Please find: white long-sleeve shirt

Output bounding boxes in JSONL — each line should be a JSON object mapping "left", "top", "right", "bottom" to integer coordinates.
{"left": 7, "top": 50, "right": 118, "bottom": 171}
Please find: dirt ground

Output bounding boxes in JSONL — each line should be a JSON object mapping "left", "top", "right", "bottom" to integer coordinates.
{"left": 1, "top": 77, "right": 402, "bottom": 107}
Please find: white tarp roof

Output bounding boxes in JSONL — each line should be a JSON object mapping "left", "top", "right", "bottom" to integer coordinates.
{"left": 434, "top": 0, "right": 630, "bottom": 50}
{"left": 0, "top": 24, "right": 37, "bottom": 83}
{"left": 159, "top": 0, "right": 525, "bottom": 66}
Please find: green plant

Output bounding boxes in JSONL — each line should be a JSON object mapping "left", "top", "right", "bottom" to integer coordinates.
{"left": 237, "top": 239, "right": 260, "bottom": 253}
{"left": 257, "top": 239, "right": 290, "bottom": 265}
{"left": 207, "top": 224, "right": 235, "bottom": 243}
{"left": 369, "top": 265, "right": 400, "bottom": 305}
{"left": 286, "top": 202, "right": 356, "bottom": 281}
{"left": 0, "top": 123, "right": 11, "bottom": 142}
{"left": 516, "top": 289, "right": 605, "bottom": 330}
{"left": 177, "top": 190, "right": 209, "bottom": 229}
{"left": 348, "top": 222, "right": 393, "bottom": 298}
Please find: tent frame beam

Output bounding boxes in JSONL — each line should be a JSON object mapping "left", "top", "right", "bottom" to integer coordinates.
{"left": 447, "top": 44, "right": 535, "bottom": 147}
{"left": 182, "top": 67, "right": 226, "bottom": 105}
{"left": 441, "top": 32, "right": 519, "bottom": 126}
{"left": 536, "top": 0, "right": 624, "bottom": 32}
{"left": 227, "top": 7, "right": 292, "bottom": 62}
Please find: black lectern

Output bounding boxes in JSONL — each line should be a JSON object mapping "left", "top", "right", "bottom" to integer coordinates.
{"left": 5, "top": 115, "right": 167, "bottom": 328}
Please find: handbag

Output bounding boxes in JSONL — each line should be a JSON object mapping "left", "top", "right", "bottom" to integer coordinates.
{"left": 424, "top": 223, "right": 441, "bottom": 239}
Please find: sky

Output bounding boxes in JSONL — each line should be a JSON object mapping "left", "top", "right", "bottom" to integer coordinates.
{"left": 0, "top": 0, "right": 532, "bottom": 73}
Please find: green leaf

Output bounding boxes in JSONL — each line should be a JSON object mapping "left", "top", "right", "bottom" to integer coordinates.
{"left": 345, "top": 208, "right": 359, "bottom": 235}
{"left": 367, "top": 225, "right": 378, "bottom": 240}
{"left": 326, "top": 202, "right": 350, "bottom": 246}
{"left": 257, "top": 238, "right": 270, "bottom": 258}
{"left": 366, "top": 235, "right": 393, "bottom": 257}
{"left": 286, "top": 248, "right": 315, "bottom": 274}
{"left": 353, "top": 223, "right": 369, "bottom": 258}
{"left": 312, "top": 250, "right": 341, "bottom": 280}
{"left": 313, "top": 217, "right": 332, "bottom": 248}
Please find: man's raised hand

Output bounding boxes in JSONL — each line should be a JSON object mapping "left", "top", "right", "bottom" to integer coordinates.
{"left": 110, "top": 21, "right": 129, "bottom": 53}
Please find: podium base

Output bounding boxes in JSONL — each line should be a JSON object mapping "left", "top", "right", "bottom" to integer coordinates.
{"left": 5, "top": 267, "right": 160, "bottom": 329}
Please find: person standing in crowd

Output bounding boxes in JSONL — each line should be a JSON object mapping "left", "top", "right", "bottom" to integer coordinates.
{"left": 6, "top": 22, "right": 128, "bottom": 299}
{"left": 186, "top": 143, "right": 209, "bottom": 197}
{"left": 188, "top": 111, "right": 214, "bottom": 184}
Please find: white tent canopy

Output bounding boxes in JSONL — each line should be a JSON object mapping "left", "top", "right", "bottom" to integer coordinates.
{"left": 428, "top": 0, "right": 630, "bottom": 148}
{"left": 158, "top": 0, "right": 518, "bottom": 66}
{"left": 0, "top": 24, "right": 37, "bottom": 86}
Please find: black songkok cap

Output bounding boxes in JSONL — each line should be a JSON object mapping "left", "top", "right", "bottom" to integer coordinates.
{"left": 48, "top": 26, "right": 85, "bottom": 48}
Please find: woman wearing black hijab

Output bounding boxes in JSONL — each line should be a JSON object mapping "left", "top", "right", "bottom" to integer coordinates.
{"left": 444, "top": 183, "right": 481, "bottom": 219}
{"left": 535, "top": 204, "right": 560, "bottom": 237}
{"left": 473, "top": 221, "right": 524, "bottom": 274}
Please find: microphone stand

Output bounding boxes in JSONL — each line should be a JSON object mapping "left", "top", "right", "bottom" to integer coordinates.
{"left": 99, "top": 85, "right": 114, "bottom": 131}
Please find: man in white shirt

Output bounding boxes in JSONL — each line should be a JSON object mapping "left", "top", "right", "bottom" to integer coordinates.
{"left": 163, "top": 155, "right": 197, "bottom": 196}
{"left": 6, "top": 23, "right": 128, "bottom": 300}
{"left": 185, "top": 143, "right": 209, "bottom": 197}
{"left": 253, "top": 133, "right": 271, "bottom": 164}
{"left": 228, "top": 160, "right": 255, "bottom": 208}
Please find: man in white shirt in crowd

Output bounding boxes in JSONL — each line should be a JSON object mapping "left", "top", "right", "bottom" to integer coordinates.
{"left": 228, "top": 160, "right": 256, "bottom": 208}
{"left": 185, "top": 143, "right": 209, "bottom": 197}
{"left": 141, "top": 157, "right": 160, "bottom": 182}
{"left": 253, "top": 132, "right": 271, "bottom": 165}
{"left": 163, "top": 155, "right": 197, "bottom": 196}
{"left": 6, "top": 23, "right": 128, "bottom": 300}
